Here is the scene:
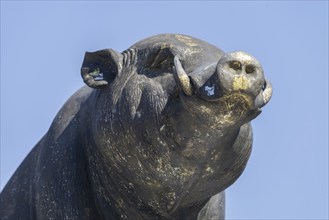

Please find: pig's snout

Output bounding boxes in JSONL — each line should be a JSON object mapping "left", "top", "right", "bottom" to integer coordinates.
{"left": 216, "top": 51, "right": 272, "bottom": 108}
{"left": 217, "top": 51, "right": 265, "bottom": 97}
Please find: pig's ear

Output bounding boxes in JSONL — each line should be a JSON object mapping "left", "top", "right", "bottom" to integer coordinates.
{"left": 81, "top": 49, "right": 122, "bottom": 89}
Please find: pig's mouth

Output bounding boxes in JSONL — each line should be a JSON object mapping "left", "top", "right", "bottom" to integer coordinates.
{"left": 198, "top": 78, "right": 272, "bottom": 110}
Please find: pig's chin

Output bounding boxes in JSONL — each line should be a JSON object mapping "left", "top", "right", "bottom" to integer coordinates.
{"left": 222, "top": 92, "right": 258, "bottom": 109}
{"left": 216, "top": 93, "right": 263, "bottom": 123}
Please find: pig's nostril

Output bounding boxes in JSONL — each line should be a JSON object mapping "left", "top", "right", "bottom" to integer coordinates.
{"left": 229, "top": 61, "right": 242, "bottom": 71}
{"left": 245, "top": 65, "right": 255, "bottom": 74}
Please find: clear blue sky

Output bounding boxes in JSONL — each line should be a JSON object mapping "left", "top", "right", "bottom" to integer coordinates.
{"left": 1, "top": 1, "right": 328, "bottom": 219}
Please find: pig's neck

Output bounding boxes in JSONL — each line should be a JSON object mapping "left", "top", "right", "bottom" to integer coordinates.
{"left": 167, "top": 96, "right": 243, "bottom": 153}
{"left": 85, "top": 93, "right": 251, "bottom": 219}
{"left": 154, "top": 97, "right": 243, "bottom": 212}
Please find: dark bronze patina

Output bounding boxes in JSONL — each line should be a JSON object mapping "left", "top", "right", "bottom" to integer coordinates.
{"left": 0, "top": 34, "right": 272, "bottom": 220}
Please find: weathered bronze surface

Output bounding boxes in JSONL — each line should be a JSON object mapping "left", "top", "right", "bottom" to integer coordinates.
{"left": 0, "top": 34, "right": 272, "bottom": 220}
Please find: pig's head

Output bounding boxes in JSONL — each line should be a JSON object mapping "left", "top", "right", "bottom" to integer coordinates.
{"left": 174, "top": 51, "right": 272, "bottom": 129}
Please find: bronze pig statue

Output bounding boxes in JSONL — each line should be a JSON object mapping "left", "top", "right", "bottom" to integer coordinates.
{"left": 0, "top": 34, "right": 272, "bottom": 220}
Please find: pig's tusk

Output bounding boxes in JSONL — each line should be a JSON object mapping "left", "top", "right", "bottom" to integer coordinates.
{"left": 173, "top": 56, "right": 193, "bottom": 96}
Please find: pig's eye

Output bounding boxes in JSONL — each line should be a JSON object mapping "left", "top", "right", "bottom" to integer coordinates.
{"left": 229, "top": 61, "right": 242, "bottom": 71}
